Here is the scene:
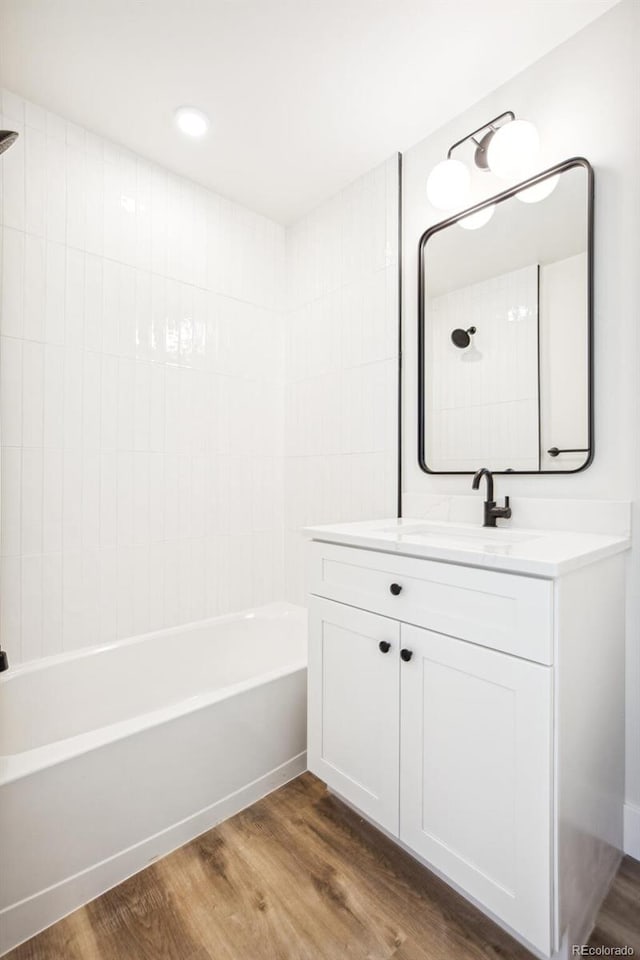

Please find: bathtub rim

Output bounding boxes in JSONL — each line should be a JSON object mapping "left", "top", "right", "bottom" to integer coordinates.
{"left": 0, "top": 600, "right": 305, "bottom": 682}
{"left": 0, "top": 601, "right": 307, "bottom": 788}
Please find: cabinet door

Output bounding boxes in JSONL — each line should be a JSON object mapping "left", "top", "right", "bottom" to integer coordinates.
{"left": 308, "top": 597, "right": 400, "bottom": 834}
{"left": 400, "top": 624, "right": 552, "bottom": 955}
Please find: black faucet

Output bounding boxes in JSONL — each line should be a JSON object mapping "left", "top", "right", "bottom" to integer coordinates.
{"left": 472, "top": 468, "right": 512, "bottom": 528}
{"left": 0, "top": 646, "right": 8, "bottom": 672}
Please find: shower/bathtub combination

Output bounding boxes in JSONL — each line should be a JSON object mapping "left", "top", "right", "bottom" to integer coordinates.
{"left": 0, "top": 603, "right": 307, "bottom": 955}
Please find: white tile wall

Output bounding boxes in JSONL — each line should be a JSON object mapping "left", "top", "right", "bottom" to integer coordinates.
{"left": 426, "top": 265, "right": 539, "bottom": 472}
{"left": 283, "top": 156, "right": 400, "bottom": 604}
{"left": 0, "top": 89, "right": 286, "bottom": 664}
{"left": 0, "top": 90, "right": 401, "bottom": 660}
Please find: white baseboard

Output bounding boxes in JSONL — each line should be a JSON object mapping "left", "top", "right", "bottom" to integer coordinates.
{"left": 0, "top": 752, "right": 307, "bottom": 958}
{"left": 624, "top": 801, "right": 640, "bottom": 860}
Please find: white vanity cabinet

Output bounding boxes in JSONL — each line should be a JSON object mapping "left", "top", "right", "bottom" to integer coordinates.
{"left": 400, "top": 623, "right": 552, "bottom": 953}
{"left": 306, "top": 525, "right": 629, "bottom": 960}
{"left": 308, "top": 600, "right": 400, "bottom": 834}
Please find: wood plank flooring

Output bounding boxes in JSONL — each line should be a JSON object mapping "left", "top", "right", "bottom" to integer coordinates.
{"left": 7, "top": 773, "right": 640, "bottom": 960}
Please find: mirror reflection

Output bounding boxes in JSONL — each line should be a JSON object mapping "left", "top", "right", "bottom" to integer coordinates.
{"left": 419, "top": 161, "right": 592, "bottom": 474}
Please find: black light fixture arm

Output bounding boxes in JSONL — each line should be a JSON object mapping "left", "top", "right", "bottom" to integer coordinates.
{"left": 446, "top": 110, "right": 515, "bottom": 160}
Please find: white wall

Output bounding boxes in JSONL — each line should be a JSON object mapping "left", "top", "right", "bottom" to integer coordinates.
{"left": 0, "top": 88, "right": 286, "bottom": 664}
{"left": 284, "top": 156, "right": 400, "bottom": 604}
{"left": 401, "top": 0, "right": 640, "bottom": 854}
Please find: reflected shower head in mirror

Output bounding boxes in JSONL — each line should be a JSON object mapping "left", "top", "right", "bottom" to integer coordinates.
{"left": 0, "top": 131, "right": 19, "bottom": 155}
{"left": 451, "top": 326, "right": 476, "bottom": 348}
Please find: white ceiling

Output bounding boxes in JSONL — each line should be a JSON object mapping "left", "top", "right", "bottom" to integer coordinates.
{"left": 0, "top": 0, "right": 619, "bottom": 224}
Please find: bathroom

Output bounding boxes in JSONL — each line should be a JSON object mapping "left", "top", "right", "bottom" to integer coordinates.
{"left": 0, "top": 0, "right": 638, "bottom": 957}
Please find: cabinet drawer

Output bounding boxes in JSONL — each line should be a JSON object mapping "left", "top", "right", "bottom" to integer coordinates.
{"left": 308, "top": 541, "right": 553, "bottom": 664}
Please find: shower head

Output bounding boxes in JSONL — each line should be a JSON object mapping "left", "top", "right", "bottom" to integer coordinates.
{"left": 451, "top": 326, "right": 476, "bottom": 349}
{"left": 0, "top": 131, "right": 19, "bottom": 155}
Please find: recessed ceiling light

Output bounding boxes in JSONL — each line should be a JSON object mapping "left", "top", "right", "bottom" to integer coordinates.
{"left": 174, "top": 106, "right": 209, "bottom": 138}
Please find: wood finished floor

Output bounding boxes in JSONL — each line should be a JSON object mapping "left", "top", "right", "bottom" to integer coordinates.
{"left": 7, "top": 773, "right": 640, "bottom": 960}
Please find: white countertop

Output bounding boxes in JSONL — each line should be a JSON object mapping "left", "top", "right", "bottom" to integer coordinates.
{"left": 303, "top": 518, "right": 631, "bottom": 577}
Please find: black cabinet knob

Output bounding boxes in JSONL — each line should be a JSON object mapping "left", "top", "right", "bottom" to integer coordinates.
{"left": 389, "top": 583, "right": 402, "bottom": 596}
{"left": 400, "top": 648, "right": 413, "bottom": 662}
{"left": 378, "top": 640, "right": 391, "bottom": 654}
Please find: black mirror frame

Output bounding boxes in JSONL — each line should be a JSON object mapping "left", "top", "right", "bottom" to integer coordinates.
{"left": 417, "top": 156, "right": 594, "bottom": 475}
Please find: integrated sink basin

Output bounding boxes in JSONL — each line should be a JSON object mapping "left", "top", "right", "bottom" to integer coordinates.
{"left": 374, "top": 521, "right": 539, "bottom": 547}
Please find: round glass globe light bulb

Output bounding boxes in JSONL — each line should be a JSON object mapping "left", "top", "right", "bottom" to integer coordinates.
{"left": 516, "top": 173, "right": 560, "bottom": 204}
{"left": 426, "top": 158, "right": 471, "bottom": 210}
{"left": 487, "top": 120, "right": 540, "bottom": 179}
{"left": 458, "top": 204, "right": 495, "bottom": 231}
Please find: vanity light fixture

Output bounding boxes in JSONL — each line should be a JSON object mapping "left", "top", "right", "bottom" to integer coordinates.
{"left": 174, "top": 106, "right": 210, "bottom": 138}
{"left": 426, "top": 111, "right": 551, "bottom": 213}
{"left": 515, "top": 173, "right": 560, "bottom": 204}
{"left": 426, "top": 158, "right": 470, "bottom": 211}
{"left": 458, "top": 204, "right": 495, "bottom": 230}
{"left": 486, "top": 119, "right": 539, "bottom": 179}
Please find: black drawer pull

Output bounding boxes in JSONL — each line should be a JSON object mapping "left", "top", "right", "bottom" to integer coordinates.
{"left": 389, "top": 583, "right": 402, "bottom": 596}
{"left": 378, "top": 641, "right": 391, "bottom": 654}
{"left": 400, "top": 648, "right": 413, "bottom": 662}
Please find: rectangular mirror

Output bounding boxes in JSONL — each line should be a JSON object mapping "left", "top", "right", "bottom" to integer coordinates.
{"left": 418, "top": 158, "right": 593, "bottom": 474}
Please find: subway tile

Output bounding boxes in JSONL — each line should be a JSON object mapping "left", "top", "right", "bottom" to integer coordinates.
{"left": 99, "top": 452, "right": 117, "bottom": 548}
{"left": 99, "top": 353, "right": 117, "bottom": 451}
{"left": 45, "top": 134, "right": 66, "bottom": 244}
{"left": 1, "top": 227, "right": 25, "bottom": 337}
{"left": 116, "top": 357, "right": 135, "bottom": 451}
{"left": 44, "top": 240, "right": 66, "bottom": 344}
{"left": 62, "top": 346, "right": 83, "bottom": 449}
{"left": 0, "top": 335, "right": 23, "bottom": 446}
{"left": 132, "top": 543, "right": 150, "bottom": 635}
{"left": 24, "top": 233, "right": 46, "bottom": 341}
{"left": 62, "top": 550, "right": 84, "bottom": 650}
{"left": 2, "top": 119, "right": 25, "bottom": 231}
{"left": 82, "top": 451, "right": 101, "bottom": 549}
{"left": 84, "top": 253, "right": 104, "bottom": 351}
{"left": 22, "top": 340, "right": 44, "bottom": 445}
{"left": 43, "top": 343, "right": 64, "bottom": 447}
{"left": 116, "top": 450, "right": 134, "bottom": 545}
{"left": 65, "top": 247, "right": 85, "bottom": 344}
{"left": 0, "top": 556, "right": 22, "bottom": 661}
{"left": 42, "top": 448, "right": 63, "bottom": 553}
{"left": 62, "top": 447, "right": 83, "bottom": 550}
{"left": 116, "top": 545, "right": 135, "bottom": 640}
{"left": 66, "top": 145, "right": 86, "bottom": 250}
{"left": 42, "top": 553, "right": 63, "bottom": 656}
{"left": 21, "top": 554, "right": 43, "bottom": 661}
{"left": 25, "top": 124, "right": 46, "bottom": 237}
{"left": 98, "top": 546, "right": 117, "bottom": 642}
{"left": 147, "top": 541, "right": 165, "bottom": 631}
{"left": 1, "top": 447, "right": 22, "bottom": 557}
{"left": 82, "top": 350, "right": 102, "bottom": 452}
{"left": 132, "top": 451, "right": 150, "bottom": 544}
{"left": 85, "top": 151, "right": 104, "bottom": 257}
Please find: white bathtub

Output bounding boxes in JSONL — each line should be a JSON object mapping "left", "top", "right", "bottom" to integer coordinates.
{"left": 0, "top": 601, "right": 307, "bottom": 956}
